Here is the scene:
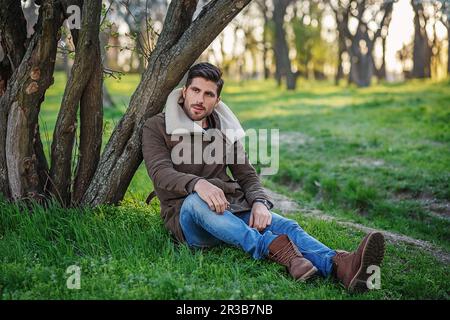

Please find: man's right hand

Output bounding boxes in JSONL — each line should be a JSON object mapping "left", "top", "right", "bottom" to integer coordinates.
{"left": 193, "top": 179, "right": 230, "bottom": 214}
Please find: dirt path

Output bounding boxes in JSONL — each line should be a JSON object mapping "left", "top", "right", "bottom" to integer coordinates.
{"left": 265, "top": 188, "right": 450, "bottom": 264}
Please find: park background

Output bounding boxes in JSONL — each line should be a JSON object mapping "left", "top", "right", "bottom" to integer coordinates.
{"left": 0, "top": 0, "right": 449, "bottom": 299}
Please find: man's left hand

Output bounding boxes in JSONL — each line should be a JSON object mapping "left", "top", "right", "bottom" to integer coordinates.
{"left": 249, "top": 202, "right": 272, "bottom": 231}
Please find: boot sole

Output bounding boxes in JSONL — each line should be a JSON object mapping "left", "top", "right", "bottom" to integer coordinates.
{"left": 296, "top": 266, "right": 318, "bottom": 282}
{"left": 348, "top": 232, "right": 385, "bottom": 293}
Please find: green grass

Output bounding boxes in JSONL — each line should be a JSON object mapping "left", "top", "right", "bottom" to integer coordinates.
{"left": 221, "top": 79, "right": 450, "bottom": 251}
{"left": 1, "top": 74, "right": 449, "bottom": 299}
{"left": 0, "top": 198, "right": 448, "bottom": 299}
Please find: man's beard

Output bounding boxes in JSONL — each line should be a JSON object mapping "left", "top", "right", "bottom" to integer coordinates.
{"left": 182, "top": 102, "right": 212, "bottom": 121}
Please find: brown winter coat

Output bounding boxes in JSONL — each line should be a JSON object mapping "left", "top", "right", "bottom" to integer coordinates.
{"left": 142, "top": 88, "right": 272, "bottom": 243}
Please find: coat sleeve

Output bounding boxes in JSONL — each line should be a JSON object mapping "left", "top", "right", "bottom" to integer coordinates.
{"left": 142, "top": 117, "right": 202, "bottom": 196}
{"left": 227, "top": 140, "right": 273, "bottom": 209}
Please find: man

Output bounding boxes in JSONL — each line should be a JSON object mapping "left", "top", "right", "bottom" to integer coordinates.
{"left": 142, "top": 62, "right": 385, "bottom": 292}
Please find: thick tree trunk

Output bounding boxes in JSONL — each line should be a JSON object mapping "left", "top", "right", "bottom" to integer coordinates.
{"left": 348, "top": 24, "right": 373, "bottom": 88}
{"left": 0, "top": 0, "right": 36, "bottom": 199}
{"left": 350, "top": 52, "right": 373, "bottom": 87}
{"left": 273, "top": 0, "right": 296, "bottom": 90}
{"left": 2, "top": 0, "right": 64, "bottom": 202}
{"left": 81, "top": 0, "right": 252, "bottom": 206}
{"left": 0, "top": 1, "right": 28, "bottom": 69}
{"left": 412, "top": 1, "right": 431, "bottom": 78}
{"left": 49, "top": 0, "right": 103, "bottom": 205}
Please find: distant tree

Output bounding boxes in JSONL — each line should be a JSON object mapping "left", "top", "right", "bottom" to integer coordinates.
{"left": 330, "top": 0, "right": 394, "bottom": 87}
{"left": 329, "top": 0, "right": 350, "bottom": 85}
{"left": 255, "top": 0, "right": 271, "bottom": 79}
{"left": 411, "top": 0, "right": 432, "bottom": 78}
{"left": 292, "top": 0, "right": 330, "bottom": 80}
{"left": 273, "top": 0, "right": 297, "bottom": 90}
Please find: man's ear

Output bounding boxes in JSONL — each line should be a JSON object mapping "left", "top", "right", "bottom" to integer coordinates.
{"left": 215, "top": 96, "right": 221, "bottom": 107}
{"left": 182, "top": 86, "right": 187, "bottom": 99}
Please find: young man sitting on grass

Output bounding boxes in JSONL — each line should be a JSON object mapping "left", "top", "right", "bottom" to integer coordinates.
{"left": 142, "top": 62, "right": 385, "bottom": 292}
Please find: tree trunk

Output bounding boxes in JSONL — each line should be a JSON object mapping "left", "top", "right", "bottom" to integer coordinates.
{"left": 0, "top": 1, "right": 28, "bottom": 70}
{"left": 49, "top": 0, "right": 103, "bottom": 205}
{"left": 0, "top": 0, "right": 38, "bottom": 200}
{"left": 379, "top": 36, "right": 387, "bottom": 81}
{"left": 412, "top": 1, "right": 431, "bottom": 78}
{"left": 331, "top": 1, "right": 351, "bottom": 85}
{"left": 72, "top": 45, "right": 103, "bottom": 205}
{"left": 259, "top": 1, "right": 270, "bottom": 80}
{"left": 0, "top": 53, "right": 11, "bottom": 97}
{"left": 273, "top": 0, "right": 296, "bottom": 90}
{"left": 2, "top": 0, "right": 64, "bottom": 202}
{"left": 345, "top": 1, "right": 392, "bottom": 87}
{"left": 81, "top": 0, "right": 252, "bottom": 206}
{"left": 353, "top": 54, "right": 373, "bottom": 87}
{"left": 335, "top": 34, "right": 345, "bottom": 85}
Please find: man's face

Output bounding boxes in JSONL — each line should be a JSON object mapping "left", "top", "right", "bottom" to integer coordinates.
{"left": 181, "top": 77, "right": 220, "bottom": 122}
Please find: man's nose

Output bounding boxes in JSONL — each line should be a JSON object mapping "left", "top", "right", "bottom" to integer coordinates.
{"left": 196, "top": 96, "right": 204, "bottom": 105}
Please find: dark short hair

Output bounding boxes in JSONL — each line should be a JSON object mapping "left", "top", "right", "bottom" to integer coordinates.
{"left": 185, "top": 62, "right": 224, "bottom": 97}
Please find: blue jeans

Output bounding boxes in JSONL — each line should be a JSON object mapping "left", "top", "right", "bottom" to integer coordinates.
{"left": 179, "top": 193, "right": 336, "bottom": 277}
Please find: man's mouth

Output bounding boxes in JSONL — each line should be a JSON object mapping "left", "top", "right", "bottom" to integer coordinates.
{"left": 191, "top": 105, "right": 205, "bottom": 112}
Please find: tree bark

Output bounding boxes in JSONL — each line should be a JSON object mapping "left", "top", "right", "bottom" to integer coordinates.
{"left": 377, "top": 36, "right": 387, "bottom": 81}
{"left": 0, "top": 0, "right": 35, "bottom": 199}
{"left": 256, "top": 0, "right": 270, "bottom": 79}
{"left": 0, "top": 0, "right": 28, "bottom": 70}
{"left": 72, "top": 45, "right": 103, "bottom": 204}
{"left": 2, "top": 0, "right": 64, "bottom": 202}
{"left": 273, "top": 0, "right": 296, "bottom": 90}
{"left": 49, "top": 0, "right": 103, "bottom": 205}
{"left": 412, "top": 1, "right": 432, "bottom": 78}
{"left": 81, "top": 0, "right": 252, "bottom": 206}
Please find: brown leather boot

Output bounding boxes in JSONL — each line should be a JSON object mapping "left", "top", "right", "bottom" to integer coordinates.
{"left": 332, "top": 232, "right": 385, "bottom": 292}
{"left": 268, "top": 234, "right": 318, "bottom": 281}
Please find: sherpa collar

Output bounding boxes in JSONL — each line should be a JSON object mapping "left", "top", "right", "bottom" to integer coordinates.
{"left": 164, "top": 88, "right": 245, "bottom": 143}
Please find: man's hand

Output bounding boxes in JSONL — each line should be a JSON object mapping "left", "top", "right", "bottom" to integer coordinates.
{"left": 194, "top": 179, "right": 230, "bottom": 214}
{"left": 249, "top": 202, "right": 272, "bottom": 231}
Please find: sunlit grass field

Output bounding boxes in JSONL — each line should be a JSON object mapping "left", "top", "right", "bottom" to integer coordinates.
{"left": 1, "top": 72, "right": 449, "bottom": 299}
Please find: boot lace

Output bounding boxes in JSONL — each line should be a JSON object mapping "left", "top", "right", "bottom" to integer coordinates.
{"left": 270, "top": 242, "right": 301, "bottom": 265}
